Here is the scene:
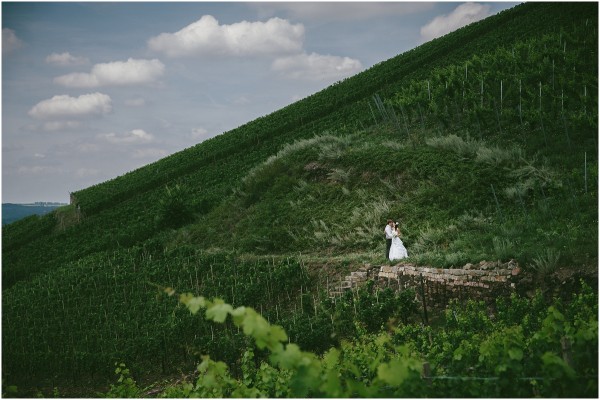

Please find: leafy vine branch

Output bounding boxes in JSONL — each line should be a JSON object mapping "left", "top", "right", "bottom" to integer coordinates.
{"left": 164, "top": 286, "right": 424, "bottom": 398}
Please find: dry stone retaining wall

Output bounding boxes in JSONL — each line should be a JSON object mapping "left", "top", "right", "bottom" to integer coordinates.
{"left": 330, "top": 260, "right": 522, "bottom": 306}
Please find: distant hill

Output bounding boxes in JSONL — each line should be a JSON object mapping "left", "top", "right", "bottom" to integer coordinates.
{"left": 2, "top": 203, "right": 66, "bottom": 225}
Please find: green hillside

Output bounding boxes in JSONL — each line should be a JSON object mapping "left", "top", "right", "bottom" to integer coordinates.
{"left": 2, "top": 2, "right": 597, "bottom": 397}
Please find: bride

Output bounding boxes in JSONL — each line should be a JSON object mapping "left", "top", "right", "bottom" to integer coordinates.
{"left": 389, "top": 222, "right": 408, "bottom": 261}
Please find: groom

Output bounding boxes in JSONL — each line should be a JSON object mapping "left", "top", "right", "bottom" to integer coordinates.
{"left": 384, "top": 219, "right": 394, "bottom": 260}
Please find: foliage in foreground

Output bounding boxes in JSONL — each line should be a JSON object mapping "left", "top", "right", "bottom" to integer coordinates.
{"left": 104, "top": 283, "right": 597, "bottom": 398}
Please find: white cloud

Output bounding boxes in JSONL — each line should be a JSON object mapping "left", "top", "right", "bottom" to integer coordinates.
{"left": 272, "top": 52, "right": 363, "bottom": 81}
{"left": 99, "top": 129, "right": 154, "bottom": 144}
{"left": 34, "top": 153, "right": 46, "bottom": 159}
{"left": 3, "top": 28, "right": 23, "bottom": 54}
{"left": 54, "top": 58, "right": 165, "bottom": 88}
{"left": 42, "top": 120, "right": 82, "bottom": 131}
{"left": 75, "top": 168, "right": 100, "bottom": 178}
{"left": 233, "top": 96, "right": 251, "bottom": 105}
{"left": 132, "top": 148, "right": 168, "bottom": 159}
{"left": 76, "top": 143, "right": 100, "bottom": 153}
{"left": 420, "top": 3, "right": 492, "bottom": 41}
{"left": 125, "top": 98, "right": 146, "bottom": 107}
{"left": 45, "top": 52, "right": 89, "bottom": 66}
{"left": 255, "top": 2, "right": 433, "bottom": 22}
{"left": 29, "top": 93, "right": 112, "bottom": 119}
{"left": 191, "top": 127, "right": 210, "bottom": 140}
{"left": 17, "top": 166, "right": 63, "bottom": 175}
{"left": 3, "top": 143, "right": 25, "bottom": 152}
{"left": 148, "top": 15, "right": 304, "bottom": 58}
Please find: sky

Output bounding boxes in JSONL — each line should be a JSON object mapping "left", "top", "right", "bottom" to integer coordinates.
{"left": 2, "top": 1, "right": 519, "bottom": 203}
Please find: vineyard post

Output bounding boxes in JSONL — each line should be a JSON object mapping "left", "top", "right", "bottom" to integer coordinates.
{"left": 539, "top": 81, "right": 542, "bottom": 112}
{"left": 419, "top": 274, "right": 429, "bottom": 325}
{"left": 422, "top": 361, "right": 432, "bottom": 386}
{"left": 427, "top": 81, "right": 431, "bottom": 101}
{"left": 562, "top": 113, "right": 572, "bottom": 149}
{"left": 552, "top": 59, "right": 555, "bottom": 90}
{"left": 519, "top": 79, "right": 523, "bottom": 125}
{"left": 583, "top": 85, "right": 587, "bottom": 115}
{"left": 500, "top": 80, "right": 503, "bottom": 114}
{"left": 480, "top": 79, "right": 484, "bottom": 108}
{"left": 560, "top": 337, "right": 574, "bottom": 368}
{"left": 584, "top": 152, "right": 588, "bottom": 194}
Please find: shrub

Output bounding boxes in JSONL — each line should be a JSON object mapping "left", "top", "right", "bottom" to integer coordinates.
{"left": 155, "top": 184, "right": 194, "bottom": 230}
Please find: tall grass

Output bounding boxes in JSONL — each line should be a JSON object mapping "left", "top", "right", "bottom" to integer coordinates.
{"left": 531, "top": 248, "right": 561, "bottom": 278}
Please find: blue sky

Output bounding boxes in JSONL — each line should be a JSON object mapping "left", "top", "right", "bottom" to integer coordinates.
{"left": 2, "top": 1, "right": 519, "bottom": 203}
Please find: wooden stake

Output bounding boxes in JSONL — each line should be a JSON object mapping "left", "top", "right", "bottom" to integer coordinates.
{"left": 519, "top": 79, "right": 523, "bottom": 125}
{"left": 419, "top": 274, "right": 429, "bottom": 325}
{"left": 500, "top": 80, "right": 503, "bottom": 114}
{"left": 585, "top": 152, "right": 588, "bottom": 194}
{"left": 561, "top": 337, "right": 573, "bottom": 368}
{"left": 422, "top": 362, "right": 432, "bottom": 385}
{"left": 427, "top": 81, "right": 431, "bottom": 101}
{"left": 481, "top": 79, "right": 484, "bottom": 108}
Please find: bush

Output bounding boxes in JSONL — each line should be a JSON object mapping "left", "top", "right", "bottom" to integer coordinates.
{"left": 155, "top": 184, "right": 194, "bottom": 229}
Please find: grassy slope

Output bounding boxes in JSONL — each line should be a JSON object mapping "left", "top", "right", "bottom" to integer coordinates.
{"left": 2, "top": 1, "right": 597, "bottom": 394}
{"left": 3, "top": 2, "right": 594, "bottom": 288}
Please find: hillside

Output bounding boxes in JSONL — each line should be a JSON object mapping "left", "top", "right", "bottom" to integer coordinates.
{"left": 2, "top": 2, "right": 597, "bottom": 397}
{"left": 2, "top": 203, "right": 66, "bottom": 225}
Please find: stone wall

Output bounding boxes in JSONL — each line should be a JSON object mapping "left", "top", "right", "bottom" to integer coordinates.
{"left": 330, "top": 260, "right": 522, "bottom": 307}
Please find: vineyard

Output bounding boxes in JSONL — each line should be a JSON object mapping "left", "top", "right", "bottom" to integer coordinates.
{"left": 2, "top": 2, "right": 597, "bottom": 398}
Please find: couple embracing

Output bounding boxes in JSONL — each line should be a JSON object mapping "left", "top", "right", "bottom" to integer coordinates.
{"left": 385, "top": 219, "right": 408, "bottom": 261}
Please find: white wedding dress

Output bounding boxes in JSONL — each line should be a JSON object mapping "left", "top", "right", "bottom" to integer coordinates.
{"left": 389, "top": 232, "right": 408, "bottom": 261}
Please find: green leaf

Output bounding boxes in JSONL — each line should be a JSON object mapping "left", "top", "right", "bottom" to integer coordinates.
{"left": 269, "top": 325, "right": 288, "bottom": 343}
{"left": 179, "top": 293, "right": 206, "bottom": 314}
{"left": 453, "top": 348, "right": 463, "bottom": 361}
{"left": 206, "top": 300, "right": 233, "bottom": 323}
{"left": 323, "top": 348, "right": 340, "bottom": 370}
{"left": 231, "top": 306, "right": 247, "bottom": 325}
{"left": 320, "top": 369, "right": 342, "bottom": 397}
{"left": 242, "top": 312, "right": 271, "bottom": 348}
{"left": 378, "top": 359, "right": 410, "bottom": 386}
{"left": 271, "top": 344, "right": 303, "bottom": 369}
{"left": 508, "top": 347, "right": 523, "bottom": 361}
